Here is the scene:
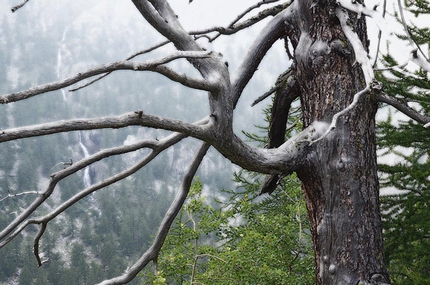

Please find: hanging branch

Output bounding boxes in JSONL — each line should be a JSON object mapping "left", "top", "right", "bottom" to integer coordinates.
{"left": 231, "top": 3, "right": 296, "bottom": 106}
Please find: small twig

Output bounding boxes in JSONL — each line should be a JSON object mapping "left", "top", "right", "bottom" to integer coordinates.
{"left": 0, "top": 190, "right": 39, "bottom": 202}
{"left": 49, "top": 159, "right": 73, "bottom": 171}
{"left": 190, "top": 2, "right": 290, "bottom": 42}
{"left": 229, "top": 0, "right": 282, "bottom": 28}
{"left": 251, "top": 86, "right": 278, "bottom": 107}
{"left": 70, "top": 40, "right": 171, "bottom": 92}
{"left": 372, "top": 0, "right": 387, "bottom": 67}
{"left": 11, "top": 0, "right": 30, "bottom": 12}
{"left": 397, "top": 0, "right": 428, "bottom": 62}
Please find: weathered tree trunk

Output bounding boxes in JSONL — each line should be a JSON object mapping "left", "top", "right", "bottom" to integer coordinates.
{"left": 288, "top": 1, "right": 390, "bottom": 284}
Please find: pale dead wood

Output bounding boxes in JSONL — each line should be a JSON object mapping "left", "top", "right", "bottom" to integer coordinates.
{"left": 0, "top": 190, "right": 39, "bottom": 202}
{"left": 0, "top": 132, "right": 188, "bottom": 252}
{"left": 0, "top": 112, "right": 211, "bottom": 143}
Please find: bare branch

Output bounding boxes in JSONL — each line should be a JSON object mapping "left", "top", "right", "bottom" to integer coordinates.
{"left": 190, "top": 2, "right": 291, "bottom": 42}
{"left": 372, "top": 0, "right": 387, "bottom": 67}
{"left": 11, "top": 0, "right": 30, "bottom": 12}
{"left": 71, "top": 2, "right": 290, "bottom": 93}
{"left": 231, "top": 3, "right": 295, "bottom": 106}
{"left": 33, "top": 223, "right": 48, "bottom": 266}
{"left": 0, "top": 190, "right": 39, "bottom": 202}
{"left": 132, "top": 0, "right": 228, "bottom": 83}
{"left": 0, "top": 112, "right": 211, "bottom": 143}
{"left": 397, "top": 0, "right": 428, "bottom": 62}
{"left": 0, "top": 51, "right": 217, "bottom": 104}
{"left": 96, "top": 142, "right": 211, "bottom": 285}
{"left": 374, "top": 92, "right": 430, "bottom": 127}
{"left": 70, "top": 40, "right": 172, "bottom": 92}
{"left": 0, "top": 132, "right": 187, "bottom": 245}
{"left": 251, "top": 68, "right": 296, "bottom": 107}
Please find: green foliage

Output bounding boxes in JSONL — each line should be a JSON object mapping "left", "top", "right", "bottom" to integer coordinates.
{"left": 378, "top": 121, "right": 430, "bottom": 284}
{"left": 203, "top": 173, "right": 314, "bottom": 285}
{"left": 141, "top": 173, "right": 314, "bottom": 284}
{"left": 376, "top": 2, "right": 430, "bottom": 284}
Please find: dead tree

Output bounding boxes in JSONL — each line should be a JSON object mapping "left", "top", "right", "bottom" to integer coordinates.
{"left": 1, "top": 0, "right": 430, "bottom": 284}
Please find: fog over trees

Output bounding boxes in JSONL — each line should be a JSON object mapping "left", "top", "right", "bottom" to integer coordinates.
{"left": 0, "top": 0, "right": 429, "bottom": 284}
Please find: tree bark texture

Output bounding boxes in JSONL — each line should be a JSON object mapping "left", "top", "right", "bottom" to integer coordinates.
{"left": 287, "top": 1, "right": 389, "bottom": 284}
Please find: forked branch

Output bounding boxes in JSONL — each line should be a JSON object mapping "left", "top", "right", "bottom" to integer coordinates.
{"left": 0, "top": 131, "right": 188, "bottom": 246}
